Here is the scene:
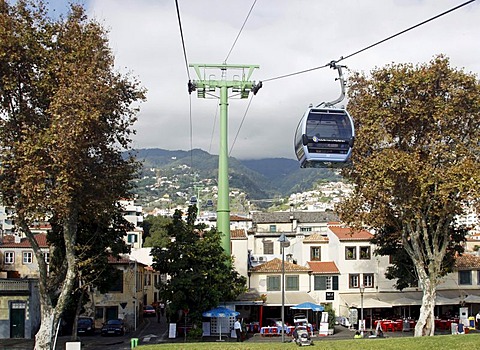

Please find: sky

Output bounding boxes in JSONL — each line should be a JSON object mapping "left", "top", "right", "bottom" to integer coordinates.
{"left": 45, "top": 0, "right": 480, "bottom": 160}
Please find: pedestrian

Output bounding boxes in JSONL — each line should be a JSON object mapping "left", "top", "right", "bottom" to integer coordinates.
{"left": 156, "top": 305, "right": 161, "bottom": 323}
{"left": 160, "top": 301, "right": 165, "bottom": 317}
{"left": 234, "top": 318, "right": 242, "bottom": 342}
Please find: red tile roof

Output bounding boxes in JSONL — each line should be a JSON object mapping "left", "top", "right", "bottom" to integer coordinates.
{"left": 328, "top": 226, "right": 373, "bottom": 241}
{"left": 250, "top": 258, "right": 311, "bottom": 273}
{"left": 230, "top": 215, "right": 251, "bottom": 222}
{"left": 0, "top": 234, "right": 49, "bottom": 248}
{"left": 308, "top": 261, "right": 339, "bottom": 274}
{"left": 455, "top": 254, "right": 480, "bottom": 270}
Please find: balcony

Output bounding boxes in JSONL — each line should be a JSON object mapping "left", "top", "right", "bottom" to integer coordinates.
{"left": 0, "top": 278, "right": 34, "bottom": 296}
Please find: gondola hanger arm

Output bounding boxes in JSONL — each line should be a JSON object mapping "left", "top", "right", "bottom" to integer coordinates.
{"left": 317, "top": 61, "right": 347, "bottom": 108}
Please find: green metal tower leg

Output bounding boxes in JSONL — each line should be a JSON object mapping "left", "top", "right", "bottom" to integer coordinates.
{"left": 217, "top": 84, "right": 230, "bottom": 253}
{"left": 188, "top": 63, "right": 261, "bottom": 256}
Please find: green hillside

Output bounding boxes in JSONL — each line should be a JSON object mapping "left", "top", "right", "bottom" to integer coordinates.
{"left": 132, "top": 148, "right": 341, "bottom": 209}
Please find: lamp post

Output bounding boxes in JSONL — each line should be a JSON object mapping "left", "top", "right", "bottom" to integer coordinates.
{"left": 278, "top": 233, "right": 290, "bottom": 343}
{"left": 359, "top": 284, "right": 365, "bottom": 335}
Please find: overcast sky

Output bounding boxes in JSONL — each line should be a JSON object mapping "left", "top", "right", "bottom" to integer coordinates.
{"left": 46, "top": 0, "right": 480, "bottom": 160}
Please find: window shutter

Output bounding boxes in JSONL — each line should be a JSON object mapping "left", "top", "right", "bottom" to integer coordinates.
{"left": 333, "top": 276, "right": 339, "bottom": 290}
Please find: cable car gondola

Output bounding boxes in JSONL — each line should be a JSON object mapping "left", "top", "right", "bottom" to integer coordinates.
{"left": 294, "top": 63, "right": 355, "bottom": 168}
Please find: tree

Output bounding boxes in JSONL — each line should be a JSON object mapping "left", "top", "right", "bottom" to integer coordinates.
{"left": 0, "top": 1, "right": 145, "bottom": 348}
{"left": 143, "top": 214, "right": 171, "bottom": 247}
{"left": 337, "top": 56, "right": 480, "bottom": 337}
{"left": 151, "top": 207, "right": 247, "bottom": 324}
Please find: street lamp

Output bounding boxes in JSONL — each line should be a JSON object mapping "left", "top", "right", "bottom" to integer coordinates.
{"left": 278, "top": 233, "right": 290, "bottom": 343}
{"left": 359, "top": 284, "right": 365, "bottom": 335}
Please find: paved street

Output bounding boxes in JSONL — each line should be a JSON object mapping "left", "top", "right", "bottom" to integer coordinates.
{"left": 0, "top": 314, "right": 467, "bottom": 350}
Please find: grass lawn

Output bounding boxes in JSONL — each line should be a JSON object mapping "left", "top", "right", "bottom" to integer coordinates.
{"left": 137, "top": 333, "right": 480, "bottom": 349}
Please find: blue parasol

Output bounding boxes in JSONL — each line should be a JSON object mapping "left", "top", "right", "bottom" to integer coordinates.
{"left": 290, "top": 302, "right": 324, "bottom": 312}
{"left": 202, "top": 306, "right": 240, "bottom": 318}
{"left": 202, "top": 307, "right": 240, "bottom": 341}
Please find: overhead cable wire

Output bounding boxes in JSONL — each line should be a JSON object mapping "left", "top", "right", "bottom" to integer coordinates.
{"left": 175, "top": 0, "right": 191, "bottom": 80}
{"left": 224, "top": 0, "right": 257, "bottom": 63}
{"left": 229, "top": 95, "right": 255, "bottom": 156}
{"left": 262, "top": 0, "right": 476, "bottom": 83}
{"left": 175, "top": 0, "right": 195, "bottom": 177}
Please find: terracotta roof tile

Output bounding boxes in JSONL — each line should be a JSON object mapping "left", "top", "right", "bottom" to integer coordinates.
{"left": 0, "top": 234, "right": 48, "bottom": 248}
{"left": 455, "top": 254, "right": 480, "bottom": 270}
{"left": 303, "top": 233, "right": 329, "bottom": 243}
{"left": 308, "top": 261, "right": 339, "bottom": 274}
{"left": 250, "top": 258, "right": 311, "bottom": 273}
{"left": 230, "top": 215, "right": 251, "bottom": 222}
{"left": 328, "top": 226, "right": 373, "bottom": 241}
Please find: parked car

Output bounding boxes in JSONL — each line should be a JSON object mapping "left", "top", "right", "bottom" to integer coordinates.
{"left": 100, "top": 319, "right": 125, "bottom": 336}
{"left": 77, "top": 317, "right": 95, "bottom": 336}
{"left": 143, "top": 305, "right": 156, "bottom": 317}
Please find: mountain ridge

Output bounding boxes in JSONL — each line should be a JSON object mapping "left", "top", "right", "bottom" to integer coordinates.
{"left": 132, "top": 148, "right": 340, "bottom": 208}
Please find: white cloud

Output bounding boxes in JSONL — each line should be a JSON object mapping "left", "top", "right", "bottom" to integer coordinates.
{"left": 51, "top": 0, "right": 480, "bottom": 159}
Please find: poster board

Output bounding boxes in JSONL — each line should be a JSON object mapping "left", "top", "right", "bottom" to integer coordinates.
{"left": 319, "top": 322, "right": 329, "bottom": 336}
{"left": 169, "top": 323, "right": 177, "bottom": 338}
{"left": 202, "top": 322, "right": 211, "bottom": 336}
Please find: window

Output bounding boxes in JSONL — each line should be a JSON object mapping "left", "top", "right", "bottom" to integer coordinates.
{"left": 128, "top": 234, "right": 138, "bottom": 243}
{"left": 314, "top": 276, "right": 339, "bottom": 291}
{"left": 300, "top": 227, "right": 312, "bottom": 232}
{"left": 109, "top": 269, "right": 124, "bottom": 292}
{"left": 269, "top": 225, "right": 277, "bottom": 233}
{"left": 44, "top": 252, "right": 50, "bottom": 264}
{"left": 23, "top": 251, "right": 33, "bottom": 264}
{"left": 263, "top": 241, "right": 274, "bottom": 255}
{"left": 459, "top": 270, "right": 472, "bottom": 285}
{"left": 345, "top": 247, "right": 356, "bottom": 260}
{"left": 349, "top": 274, "right": 360, "bottom": 288}
{"left": 145, "top": 273, "right": 151, "bottom": 286}
{"left": 310, "top": 247, "right": 321, "bottom": 261}
{"left": 267, "top": 275, "right": 281, "bottom": 291}
{"left": 4, "top": 252, "right": 14, "bottom": 264}
{"left": 286, "top": 275, "right": 299, "bottom": 291}
{"left": 360, "top": 246, "right": 371, "bottom": 260}
{"left": 363, "top": 274, "right": 375, "bottom": 288}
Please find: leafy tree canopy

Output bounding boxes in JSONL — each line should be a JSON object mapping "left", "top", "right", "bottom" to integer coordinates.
{"left": 337, "top": 55, "right": 480, "bottom": 336}
{"left": 151, "top": 207, "right": 247, "bottom": 324}
{"left": 0, "top": 1, "right": 145, "bottom": 347}
{"left": 143, "top": 214, "right": 171, "bottom": 247}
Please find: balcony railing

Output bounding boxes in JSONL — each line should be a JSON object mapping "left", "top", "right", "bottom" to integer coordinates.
{"left": 0, "top": 279, "right": 32, "bottom": 294}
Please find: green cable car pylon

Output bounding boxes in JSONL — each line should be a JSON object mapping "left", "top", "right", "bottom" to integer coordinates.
{"left": 188, "top": 63, "right": 261, "bottom": 256}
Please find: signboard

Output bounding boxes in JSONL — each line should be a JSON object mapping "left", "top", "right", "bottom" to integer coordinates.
{"left": 326, "top": 292, "right": 334, "bottom": 301}
{"left": 349, "top": 308, "right": 358, "bottom": 325}
{"left": 202, "top": 322, "right": 211, "bottom": 336}
{"left": 169, "top": 323, "right": 177, "bottom": 338}
{"left": 321, "top": 312, "right": 329, "bottom": 323}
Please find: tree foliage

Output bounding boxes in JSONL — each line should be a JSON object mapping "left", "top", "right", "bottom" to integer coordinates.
{"left": 143, "top": 214, "right": 171, "bottom": 247}
{"left": 337, "top": 56, "right": 480, "bottom": 336}
{"left": 151, "top": 207, "right": 247, "bottom": 324}
{"left": 0, "top": 1, "right": 145, "bottom": 348}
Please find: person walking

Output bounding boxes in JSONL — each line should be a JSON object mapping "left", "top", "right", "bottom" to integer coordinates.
{"left": 234, "top": 318, "right": 243, "bottom": 342}
{"left": 159, "top": 301, "right": 165, "bottom": 317}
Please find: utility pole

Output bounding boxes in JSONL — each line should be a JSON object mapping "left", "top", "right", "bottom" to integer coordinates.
{"left": 189, "top": 63, "right": 261, "bottom": 255}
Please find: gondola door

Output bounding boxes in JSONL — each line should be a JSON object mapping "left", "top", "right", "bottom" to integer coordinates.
{"left": 10, "top": 302, "right": 26, "bottom": 338}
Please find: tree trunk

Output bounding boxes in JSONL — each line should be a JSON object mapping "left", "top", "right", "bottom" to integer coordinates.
{"left": 414, "top": 274, "right": 436, "bottom": 336}
{"left": 34, "top": 312, "right": 54, "bottom": 350}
